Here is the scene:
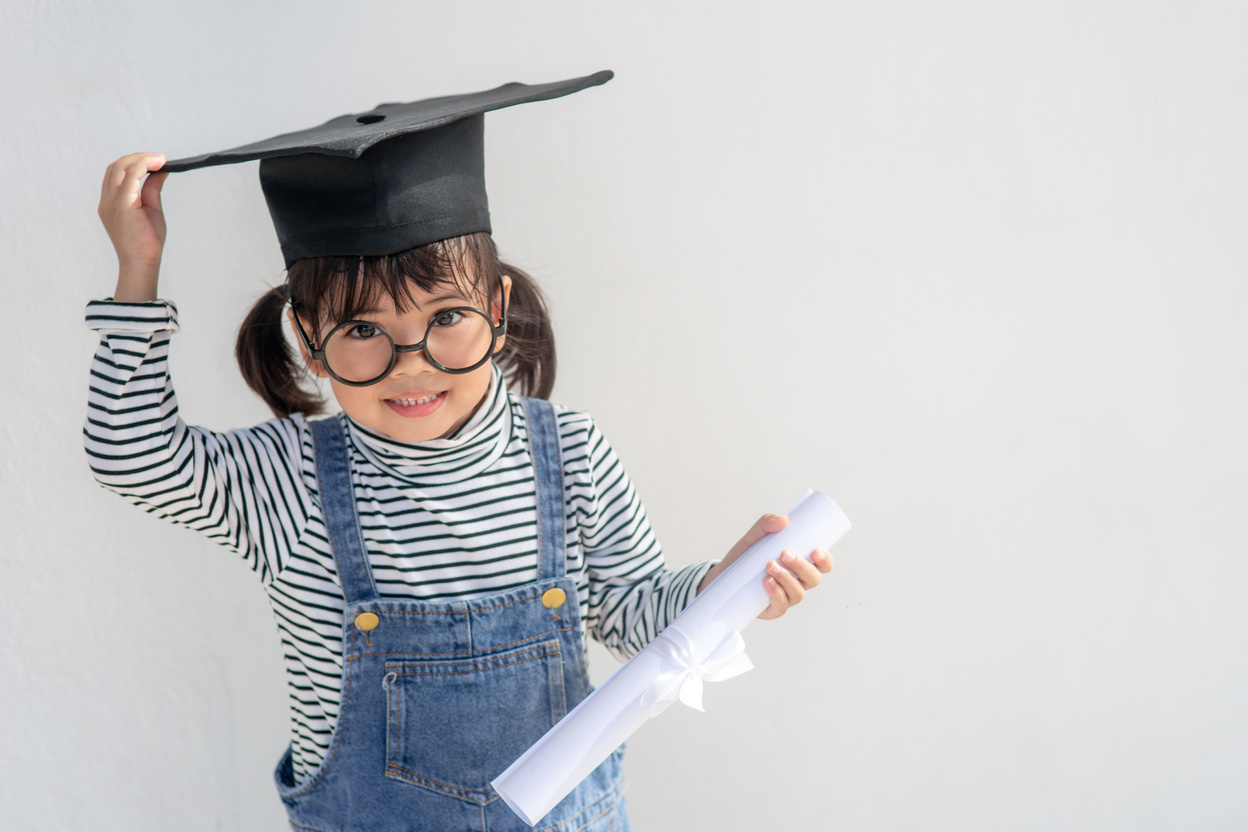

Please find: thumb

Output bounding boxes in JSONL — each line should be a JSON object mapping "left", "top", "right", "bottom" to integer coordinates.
{"left": 142, "top": 169, "right": 169, "bottom": 210}
{"left": 723, "top": 513, "right": 789, "bottom": 563}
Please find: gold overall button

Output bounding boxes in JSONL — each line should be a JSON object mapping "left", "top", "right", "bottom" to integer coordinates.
{"left": 354, "top": 612, "right": 380, "bottom": 632}
{"left": 541, "top": 588, "right": 567, "bottom": 609}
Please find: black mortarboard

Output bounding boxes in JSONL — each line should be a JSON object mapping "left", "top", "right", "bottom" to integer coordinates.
{"left": 162, "top": 70, "right": 613, "bottom": 267}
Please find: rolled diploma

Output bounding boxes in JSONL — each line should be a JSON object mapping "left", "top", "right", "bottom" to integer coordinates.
{"left": 492, "top": 490, "right": 852, "bottom": 826}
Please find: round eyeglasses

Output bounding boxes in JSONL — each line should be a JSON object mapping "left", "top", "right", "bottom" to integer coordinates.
{"left": 292, "top": 286, "right": 507, "bottom": 387}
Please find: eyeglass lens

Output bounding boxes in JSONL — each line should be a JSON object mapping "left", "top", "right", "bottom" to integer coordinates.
{"left": 322, "top": 308, "right": 495, "bottom": 383}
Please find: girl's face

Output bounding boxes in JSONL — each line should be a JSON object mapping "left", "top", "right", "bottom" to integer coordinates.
{"left": 297, "top": 276, "right": 510, "bottom": 444}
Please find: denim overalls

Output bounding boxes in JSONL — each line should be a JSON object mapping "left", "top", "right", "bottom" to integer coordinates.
{"left": 275, "top": 398, "right": 631, "bottom": 832}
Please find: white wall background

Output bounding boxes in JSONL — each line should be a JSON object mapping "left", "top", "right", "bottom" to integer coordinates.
{"left": 2, "top": 1, "right": 1245, "bottom": 829}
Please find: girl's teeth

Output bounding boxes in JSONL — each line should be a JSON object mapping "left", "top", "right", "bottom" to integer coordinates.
{"left": 393, "top": 394, "right": 439, "bottom": 406}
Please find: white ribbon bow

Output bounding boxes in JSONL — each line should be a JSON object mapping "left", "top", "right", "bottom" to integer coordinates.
{"left": 638, "top": 627, "right": 754, "bottom": 716}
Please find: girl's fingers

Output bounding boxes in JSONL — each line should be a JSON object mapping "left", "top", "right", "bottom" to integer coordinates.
{"left": 759, "top": 573, "right": 788, "bottom": 620}
{"left": 771, "top": 555, "right": 809, "bottom": 599}
{"left": 101, "top": 153, "right": 166, "bottom": 207}
{"left": 122, "top": 155, "right": 166, "bottom": 204}
{"left": 99, "top": 154, "right": 167, "bottom": 222}
{"left": 779, "top": 549, "right": 826, "bottom": 588}
{"left": 118, "top": 152, "right": 166, "bottom": 173}
{"left": 811, "top": 548, "right": 834, "bottom": 574}
{"left": 101, "top": 158, "right": 127, "bottom": 208}
{"left": 757, "top": 548, "right": 833, "bottom": 620}
{"left": 759, "top": 555, "right": 805, "bottom": 619}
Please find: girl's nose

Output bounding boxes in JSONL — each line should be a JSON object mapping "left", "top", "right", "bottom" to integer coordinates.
{"left": 390, "top": 345, "right": 435, "bottom": 377}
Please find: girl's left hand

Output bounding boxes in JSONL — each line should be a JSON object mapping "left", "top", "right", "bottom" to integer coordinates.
{"left": 696, "top": 513, "right": 834, "bottom": 620}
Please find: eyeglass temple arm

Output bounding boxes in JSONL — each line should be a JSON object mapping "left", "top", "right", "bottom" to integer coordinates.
{"left": 289, "top": 303, "right": 327, "bottom": 358}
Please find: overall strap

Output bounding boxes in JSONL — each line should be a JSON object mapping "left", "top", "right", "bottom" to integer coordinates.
{"left": 310, "top": 417, "right": 379, "bottom": 604}
{"left": 521, "top": 397, "right": 566, "bottom": 581}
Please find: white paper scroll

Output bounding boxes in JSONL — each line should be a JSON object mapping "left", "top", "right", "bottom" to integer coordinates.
{"left": 491, "top": 490, "right": 852, "bottom": 826}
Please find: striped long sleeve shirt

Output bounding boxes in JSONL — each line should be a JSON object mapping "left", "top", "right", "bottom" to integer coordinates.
{"left": 84, "top": 299, "right": 712, "bottom": 784}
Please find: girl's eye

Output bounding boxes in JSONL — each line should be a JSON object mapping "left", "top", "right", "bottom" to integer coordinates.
{"left": 432, "top": 310, "right": 465, "bottom": 328}
{"left": 345, "top": 323, "right": 381, "bottom": 340}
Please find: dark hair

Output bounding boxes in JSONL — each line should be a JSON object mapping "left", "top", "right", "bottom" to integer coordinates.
{"left": 235, "top": 232, "right": 556, "bottom": 417}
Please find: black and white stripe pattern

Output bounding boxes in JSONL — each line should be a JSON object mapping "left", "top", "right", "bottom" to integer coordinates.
{"left": 84, "top": 299, "right": 711, "bottom": 783}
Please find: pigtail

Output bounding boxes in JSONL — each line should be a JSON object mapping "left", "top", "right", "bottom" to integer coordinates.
{"left": 495, "top": 263, "right": 556, "bottom": 400}
{"left": 235, "top": 285, "right": 327, "bottom": 418}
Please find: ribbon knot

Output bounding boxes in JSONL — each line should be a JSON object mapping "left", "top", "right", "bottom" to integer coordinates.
{"left": 638, "top": 628, "right": 754, "bottom": 717}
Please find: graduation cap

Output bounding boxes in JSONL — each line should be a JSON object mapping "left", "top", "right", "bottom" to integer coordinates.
{"left": 162, "top": 70, "right": 613, "bottom": 267}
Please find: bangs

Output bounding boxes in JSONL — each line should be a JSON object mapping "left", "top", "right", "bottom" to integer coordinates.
{"left": 288, "top": 233, "right": 501, "bottom": 332}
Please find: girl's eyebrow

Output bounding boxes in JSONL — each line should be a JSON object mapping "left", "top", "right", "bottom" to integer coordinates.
{"left": 424, "top": 290, "right": 474, "bottom": 304}
{"left": 354, "top": 291, "right": 473, "bottom": 316}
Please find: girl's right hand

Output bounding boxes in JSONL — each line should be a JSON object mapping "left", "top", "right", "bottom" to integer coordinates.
{"left": 98, "top": 153, "right": 168, "bottom": 302}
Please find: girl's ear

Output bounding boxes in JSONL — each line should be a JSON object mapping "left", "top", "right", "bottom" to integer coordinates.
{"left": 287, "top": 308, "right": 329, "bottom": 378}
{"left": 494, "top": 274, "right": 513, "bottom": 351}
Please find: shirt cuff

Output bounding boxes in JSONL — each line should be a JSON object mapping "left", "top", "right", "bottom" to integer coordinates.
{"left": 676, "top": 560, "right": 718, "bottom": 614}
{"left": 85, "top": 299, "right": 180, "bottom": 333}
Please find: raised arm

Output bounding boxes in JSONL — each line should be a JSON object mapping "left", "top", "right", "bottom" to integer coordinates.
{"left": 86, "top": 155, "right": 315, "bottom": 583}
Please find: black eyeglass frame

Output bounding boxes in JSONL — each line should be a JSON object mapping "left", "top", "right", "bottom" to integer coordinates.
{"left": 291, "top": 276, "right": 508, "bottom": 387}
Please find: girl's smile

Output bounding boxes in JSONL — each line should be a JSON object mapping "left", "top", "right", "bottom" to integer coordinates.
{"left": 383, "top": 390, "right": 448, "bottom": 418}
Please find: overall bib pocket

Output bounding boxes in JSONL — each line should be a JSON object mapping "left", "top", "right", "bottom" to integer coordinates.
{"left": 384, "top": 640, "right": 568, "bottom": 803}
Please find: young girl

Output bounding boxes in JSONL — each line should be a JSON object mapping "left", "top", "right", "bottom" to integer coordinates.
{"left": 87, "top": 74, "right": 832, "bottom": 831}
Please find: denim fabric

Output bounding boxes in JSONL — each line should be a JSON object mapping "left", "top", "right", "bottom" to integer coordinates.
{"left": 277, "top": 400, "right": 630, "bottom": 831}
